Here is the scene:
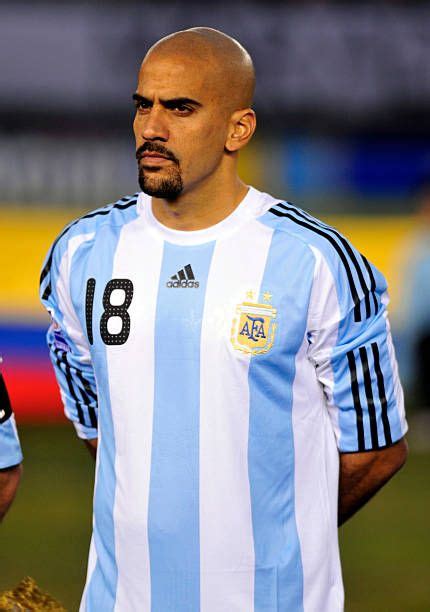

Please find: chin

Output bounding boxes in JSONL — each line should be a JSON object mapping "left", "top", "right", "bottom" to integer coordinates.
{"left": 138, "top": 169, "right": 183, "bottom": 199}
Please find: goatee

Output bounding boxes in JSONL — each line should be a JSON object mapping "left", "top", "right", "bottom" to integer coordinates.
{"left": 138, "top": 168, "right": 183, "bottom": 199}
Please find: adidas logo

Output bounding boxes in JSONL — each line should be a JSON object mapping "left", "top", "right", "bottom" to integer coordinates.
{"left": 166, "top": 264, "right": 199, "bottom": 288}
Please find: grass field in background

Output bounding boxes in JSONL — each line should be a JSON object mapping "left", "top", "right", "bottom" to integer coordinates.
{"left": 1, "top": 425, "right": 429, "bottom": 611}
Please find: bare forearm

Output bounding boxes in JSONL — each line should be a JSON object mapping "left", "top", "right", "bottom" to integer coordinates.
{"left": 0, "top": 464, "right": 22, "bottom": 521}
{"left": 338, "top": 438, "right": 408, "bottom": 526}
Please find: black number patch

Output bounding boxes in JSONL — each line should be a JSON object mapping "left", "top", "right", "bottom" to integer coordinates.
{"left": 85, "top": 278, "right": 96, "bottom": 345}
{"left": 85, "top": 278, "right": 134, "bottom": 346}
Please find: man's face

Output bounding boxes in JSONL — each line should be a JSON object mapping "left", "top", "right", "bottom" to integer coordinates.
{"left": 133, "top": 53, "right": 230, "bottom": 200}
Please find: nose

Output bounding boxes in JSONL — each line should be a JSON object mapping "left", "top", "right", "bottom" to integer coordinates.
{"left": 137, "top": 106, "right": 169, "bottom": 142}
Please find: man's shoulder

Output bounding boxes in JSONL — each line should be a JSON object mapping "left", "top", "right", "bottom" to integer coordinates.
{"left": 39, "top": 193, "right": 139, "bottom": 296}
{"left": 56, "top": 192, "right": 140, "bottom": 244}
{"left": 258, "top": 197, "right": 359, "bottom": 265}
{"left": 60, "top": 193, "right": 139, "bottom": 237}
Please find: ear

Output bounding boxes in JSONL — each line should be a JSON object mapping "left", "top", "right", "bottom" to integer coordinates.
{"left": 225, "top": 108, "right": 257, "bottom": 153}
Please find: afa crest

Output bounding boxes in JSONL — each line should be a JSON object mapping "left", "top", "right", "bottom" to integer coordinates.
{"left": 231, "top": 292, "right": 277, "bottom": 355}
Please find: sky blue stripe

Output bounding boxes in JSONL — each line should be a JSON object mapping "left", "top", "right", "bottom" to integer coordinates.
{"left": 148, "top": 241, "right": 214, "bottom": 612}
{"left": 67, "top": 212, "right": 137, "bottom": 612}
{"left": 248, "top": 226, "right": 311, "bottom": 612}
{"left": 376, "top": 339, "right": 404, "bottom": 442}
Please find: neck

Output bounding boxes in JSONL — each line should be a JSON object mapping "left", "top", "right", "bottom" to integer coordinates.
{"left": 150, "top": 166, "right": 249, "bottom": 231}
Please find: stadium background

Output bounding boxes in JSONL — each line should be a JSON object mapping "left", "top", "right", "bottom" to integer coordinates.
{"left": 1, "top": 1, "right": 429, "bottom": 609}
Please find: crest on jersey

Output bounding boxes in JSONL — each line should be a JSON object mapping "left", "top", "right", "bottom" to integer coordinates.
{"left": 231, "top": 292, "right": 277, "bottom": 355}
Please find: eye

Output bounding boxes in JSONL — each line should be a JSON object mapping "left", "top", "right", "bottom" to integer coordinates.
{"left": 134, "top": 99, "right": 151, "bottom": 112}
{"left": 171, "top": 103, "right": 193, "bottom": 115}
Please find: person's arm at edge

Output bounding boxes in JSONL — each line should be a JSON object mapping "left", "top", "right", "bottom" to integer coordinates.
{"left": 83, "top": 438, "right": 98, "bottom": 460}
{"left": 338, "top": 436, "right": 408, "bottom": 526}
{"left": 0, "top": 463, "right": 22, "bottom": 522}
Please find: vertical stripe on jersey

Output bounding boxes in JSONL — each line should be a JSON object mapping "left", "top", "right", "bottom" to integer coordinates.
{"left": 107, "top": 221, "right": 165, "bottom": 611}
{"left": 52, "top": 233, "right": 98, "bottom": 434}
{"left": 80, "top": 536, "right": 98, "bottom": 612}
{"left": 248, "top": 227, "right": 310, "bottom": 612}
{"left": 199, "top": 219, "right": 274, "bottom": 612}
{"left": 291, "top": 336, "right": 344, "bottom": 612}
{"left": 70, "top": 216, "right": 138, "bottom": 611}
{"left": 148, "top": 241, "right": 215, "bottom": 612}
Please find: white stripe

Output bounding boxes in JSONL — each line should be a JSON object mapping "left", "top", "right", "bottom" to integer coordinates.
{"left": 199, "top": 219, "right": 274, "bottom": 612}
{"left": 79, "top": 534, "right": 98, "bottom": 612}
{"left": 307, "top": 246, "right": 342, "bottom": 444}
{"left": 292, "top": 335, "right": 344, "bottom": 611}
{"left": 109, "top": 220, "right": 164, "bottom": 611}
{"left": 81, "top": 406, "right": 104, "bottom": 609}
{"left": 56, "top": 232, "right": 95, "bottom": 361}
{"left": 295, "top": 245, "right": 344, "bottom": 609}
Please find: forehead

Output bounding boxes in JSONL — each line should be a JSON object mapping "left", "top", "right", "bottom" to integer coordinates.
{"left": 137, "top": 54, "right": 218, "bottom": 100}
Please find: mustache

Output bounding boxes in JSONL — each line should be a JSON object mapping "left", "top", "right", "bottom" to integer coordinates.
{"left": 135, "top": 143, "right": 179, "bottom": 165}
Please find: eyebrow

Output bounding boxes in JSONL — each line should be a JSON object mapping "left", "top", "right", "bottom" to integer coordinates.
{"left": 132, "top": 93, "right": 202, "bottom": 108}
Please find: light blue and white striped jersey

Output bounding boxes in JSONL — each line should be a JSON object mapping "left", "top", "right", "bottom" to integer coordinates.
{"left": 0, "top": 362, "right": 23, "bottom": 469}
{"left": 40, "top": 187, "right": 407, "bottom": 612}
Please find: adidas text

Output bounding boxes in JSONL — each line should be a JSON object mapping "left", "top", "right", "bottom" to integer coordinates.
{"left": 166, "top": 280, "right": 200, "bottom": 288}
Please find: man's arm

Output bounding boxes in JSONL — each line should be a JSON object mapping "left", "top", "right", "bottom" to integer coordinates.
{"left": 0, "top": 463, "right": 22, "bottom": 522}
{"left": 338, "top": 437, "right": 408, "bottom": 526}
{"left": 40, "top": 231, "right": 99, "bottom": 449}
{"left": 83, "top": 438, "right": 98, "bottom": 460}
{"left": 307, "top": 238, "right": 408, "bottom": 525}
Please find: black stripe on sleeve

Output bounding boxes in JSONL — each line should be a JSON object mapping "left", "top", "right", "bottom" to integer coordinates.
{"left": 371, "top": 342, "right": 392, "bottom": 446}
{"left": 270, "top": 207, "right": 362, "bottom": 321}
{"left": 54, "top": 348, "right": 85, "bottom": 426}
{"left": 40, "top": 197, "right": 138, "bottom": 301}
{"left": 273, "top": 203, "right": 373, "bottom": 321}
{"left": 359, "top": 346, "right": 379, "bottom": 449}
{"left": 347, "top": 350, "right": 366, "bottom": 451}
{"left": 52, "top": 345, "right": 98, "bottom": 429}
{"left": 361, "top": 254, "right": 379, "bottom": 313}
{"left": 74, "top": 369, "right": 98, "bottom": 429}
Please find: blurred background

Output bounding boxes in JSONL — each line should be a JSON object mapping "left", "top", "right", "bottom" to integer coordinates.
{"left": 1, "top": 0, "right": 429, "bottom": 609}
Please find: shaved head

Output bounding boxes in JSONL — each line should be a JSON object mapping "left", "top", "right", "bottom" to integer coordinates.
{"left": 143, "top": 27, "right": 255, "bottom": 111}
{"left": 134, "top": 27, "right": 257, "bottom": 204}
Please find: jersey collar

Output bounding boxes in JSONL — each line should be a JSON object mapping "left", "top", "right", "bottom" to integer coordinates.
{"left": 137, "top": 186, "right": 264, "bottom": 245}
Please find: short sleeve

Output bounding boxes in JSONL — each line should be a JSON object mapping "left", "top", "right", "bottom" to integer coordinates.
{"left": 0, "top": 369, "right": 23, "bottom": 469}
{"left": 307, "top": 245, "right": 407, "bottom": 453}
{"left": 39, "top": 234, "right": 98, "bottom": 440}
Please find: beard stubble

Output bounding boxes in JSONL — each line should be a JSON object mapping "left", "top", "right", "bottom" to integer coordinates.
{"left": 136, "top": 142, "right": 183, "bottom": 200}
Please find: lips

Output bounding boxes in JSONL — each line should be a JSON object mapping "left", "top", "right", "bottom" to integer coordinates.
{"left": 139, "top": 153, "right": 173, "bottom": 166}
{"left": 141, "top": 153, "right": 168, "bottom": 160}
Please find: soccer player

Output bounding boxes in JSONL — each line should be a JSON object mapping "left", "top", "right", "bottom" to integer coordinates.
{"left": 40, "top": 28, "right": 408, "bottom": 612}
{"left": 0, "top": 364, "right": 23, "bottom": 521}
